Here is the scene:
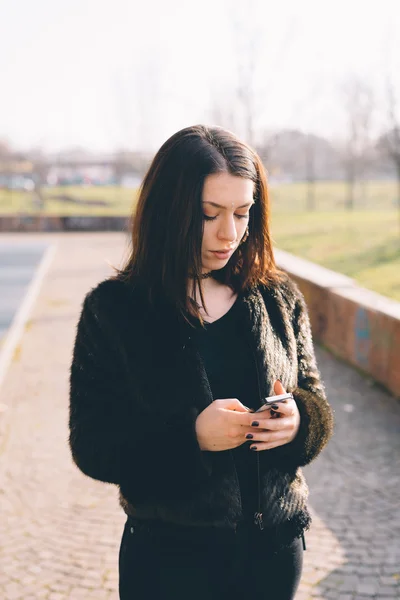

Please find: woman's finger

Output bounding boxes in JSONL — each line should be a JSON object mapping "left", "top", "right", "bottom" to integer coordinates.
{"left": 254, "top": 400, "right": 295, "bottom": 420}
{"left": 251, "top": 416, "right": 295, "bottom": 432}
{"left": 269, "top": 399, "right": 296, "bottom": 417}
{"left": 248, "top": 429, "right": 289, "bottom": 445}
{"left": 273, "top": 380, "right": 286, "bottom": 395}
{"left": 250, "top": 439, "right": 290, "bottom": 451}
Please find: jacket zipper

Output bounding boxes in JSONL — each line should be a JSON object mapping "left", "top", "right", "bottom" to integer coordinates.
{"left": 250, "top": 343, "right": 264, "bottom": 530}
{"left": 188, "top": 338, "right": 243, "bottom": 521}
{"left": 203, "top": 362, "right": 243, "bottom": 520}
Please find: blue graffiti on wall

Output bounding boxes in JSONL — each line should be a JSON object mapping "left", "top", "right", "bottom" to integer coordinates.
{"left": 354, "top": 307, "right": 371, "bottom": 367}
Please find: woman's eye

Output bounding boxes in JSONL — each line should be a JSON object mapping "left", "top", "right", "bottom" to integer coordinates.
{"left": 203, "top": 213, "right": 249, "bottom": 221}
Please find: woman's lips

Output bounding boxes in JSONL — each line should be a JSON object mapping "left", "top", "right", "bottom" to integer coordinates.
{"left": 211, "top": 249, "right": 234, "bottom": 260}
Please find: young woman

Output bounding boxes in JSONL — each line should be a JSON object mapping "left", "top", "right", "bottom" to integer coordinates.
{"left": 69, "top": 125, "right": 334, "bottom": 600}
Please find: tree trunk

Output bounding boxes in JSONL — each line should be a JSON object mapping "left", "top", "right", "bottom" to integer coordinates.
{"left": 305, "top": 136, "right": 316, "bottom": 211}
{"left": 397, "top": 163, "right": 400, "bottom": 236}
{"left": 347, "top": 177, "right": 355, "bottom": 210}
{"left": 360, "top": 178, "right": 368, "bottom": 208}
{"left": 245, "top": 107, "right": 254, "bottom": 148}
{"left": 346, "top": 161, "right": 356, "bottom": 210}
{"left": 307, "top": 179, "right": 316, "bottom": 212}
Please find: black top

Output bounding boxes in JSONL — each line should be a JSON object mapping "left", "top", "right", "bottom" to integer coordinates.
{"left": 192, "top": 296, "right": 261, "bottom": 522}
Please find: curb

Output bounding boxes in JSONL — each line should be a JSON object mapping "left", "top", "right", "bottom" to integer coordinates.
{"left": 0, "top": 242, "right": 58, "bottom": 396}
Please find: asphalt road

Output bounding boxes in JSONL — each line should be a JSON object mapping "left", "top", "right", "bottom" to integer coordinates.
{"left": 0, "top": 241, "right": 49, "bottom": 346}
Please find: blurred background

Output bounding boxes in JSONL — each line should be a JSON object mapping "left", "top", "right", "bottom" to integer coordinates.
{"left": 1, "top": 0, "right": 400, "bottom": 300}
{"left": 1, "top": 2, "right": 400, "bottom": 599}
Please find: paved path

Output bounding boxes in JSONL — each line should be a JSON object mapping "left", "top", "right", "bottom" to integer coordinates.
{"left": 0, "top": 232, "right": 399, "bottom": 600}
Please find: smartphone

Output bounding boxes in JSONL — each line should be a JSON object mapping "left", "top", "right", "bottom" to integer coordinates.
{"left": 254, "top": 392, "right": 294, "bottom": 413}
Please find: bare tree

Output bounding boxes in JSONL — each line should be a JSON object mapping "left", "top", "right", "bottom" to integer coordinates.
{"left": 0, "top": 139, "right": 13, "bottom": 187}
{"left": 207, "top": 1, "right": 298, "bottom": 148}
{"left": 205, "top": 2, "right": 262, "bottom": 145}
{"left": 380, "top": 77, "right": 400, "bottom": 230}
{"left": 233, "top": 28, "right": 262, "bottom": 147}
{"left": 29, "top": 147, "right": 48, "bottom": 210}
{"left": 207, "top": 91, "right": 238, "bottom": 134}
{"left": 304, "top": 134, "right": 317, "bottom": 211}
{"left": 112, "top": 51, "right": 165, "bottom": 152}
{"left": 255, "top": 129, "right": 278, "bottom": 169}
{"left": 341, "top": 77, "right": 375, "bottom": 210}
{"left": 0, "top": 139, "right": 11, "bottom": 162}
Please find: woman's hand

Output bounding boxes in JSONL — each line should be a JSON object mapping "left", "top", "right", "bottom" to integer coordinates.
{"left": 246, "top": 381, "right": 301, "bottom": 452}
{"left": 195, "top": 398, "right": 252, "bottom": 452}
{"left": 195, "top": 381, "right": 300, "bottom": 452}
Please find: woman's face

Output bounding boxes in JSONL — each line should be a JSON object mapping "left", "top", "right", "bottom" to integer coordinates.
{"left": 201, "top": 172, "right": 254, "bottom": 274}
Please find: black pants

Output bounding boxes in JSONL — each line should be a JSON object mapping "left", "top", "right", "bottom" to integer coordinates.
{"left": 119, "top": 516, "right": 303, "bottom": 600}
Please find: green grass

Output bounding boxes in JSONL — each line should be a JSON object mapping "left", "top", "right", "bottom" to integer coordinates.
{"left": 269, "top": 180, "right": 399, "bottom": 211}
{"left": 271, "top": 210, "right": 400, "bottom": 301}
{"left": 0, "top": 180, "right": 398, "bottom": 215}
{"left": 1, "top": 181, "right": 399, "bottom": 302}
{"left": 0, "top": 186, "right": 138, "bottom": 216}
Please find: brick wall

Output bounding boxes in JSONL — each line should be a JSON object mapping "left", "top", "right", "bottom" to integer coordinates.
{"left": 276, "top": 249, "right": 400, "bottom": 399}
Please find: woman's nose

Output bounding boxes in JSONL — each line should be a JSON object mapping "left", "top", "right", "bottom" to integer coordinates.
{"left": 217, "top": 216, "right": 237, "bottom": 242}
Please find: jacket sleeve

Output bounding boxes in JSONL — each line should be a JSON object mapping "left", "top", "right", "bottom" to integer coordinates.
{"left": 68, "top": 287, "right": 213, "bottom": 504}
{"left": 272, "top": 285, "right": 334, "bottom": 467}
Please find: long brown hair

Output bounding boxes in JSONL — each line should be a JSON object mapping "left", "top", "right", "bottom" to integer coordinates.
{"left": 117, "top": 124, "right": 284, "bottom": 322}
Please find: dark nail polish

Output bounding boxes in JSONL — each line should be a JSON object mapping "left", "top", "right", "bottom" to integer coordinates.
{"left": 246, "top": 433, "right": 253, "bottom": 439}
{"left": 251, "top": 421, "right": 259, "bottom": 427}
{"left": 250, "top": 446, "right": 257, "bottom": 451}
{"left": 271, "top": 404, "right": 279, "bottom": 410}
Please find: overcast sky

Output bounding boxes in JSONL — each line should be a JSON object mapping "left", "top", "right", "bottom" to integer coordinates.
{"left": 1, "top": 0, "right": 399, "bottom": 152}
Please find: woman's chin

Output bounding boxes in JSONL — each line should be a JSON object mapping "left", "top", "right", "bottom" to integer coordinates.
{"left": 202, "top": 254, "right": 233, "bottom": 272}
{"left": 202, "top": 262, "right": 224, "bottom": 273}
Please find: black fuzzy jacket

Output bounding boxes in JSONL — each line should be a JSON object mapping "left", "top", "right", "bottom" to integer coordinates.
{"left": 69, "top": 274, "right": 334, "bottom": 545}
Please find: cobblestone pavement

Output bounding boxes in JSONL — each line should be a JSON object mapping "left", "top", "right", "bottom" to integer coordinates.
{"left": 0, "top": 232, "right": 399, "bottom": 600}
